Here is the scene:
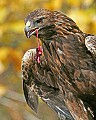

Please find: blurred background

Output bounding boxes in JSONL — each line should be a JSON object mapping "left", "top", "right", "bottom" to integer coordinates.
{"left": 0, "top": 0, "right": 96, "bottom": 120}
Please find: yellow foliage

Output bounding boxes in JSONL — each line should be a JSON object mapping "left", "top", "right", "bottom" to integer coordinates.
{"left": 0, "top": 47, "right": 9, "bottom": 61}
{"left": 0, "top": 84, "right": 7, "bottom": 96}
{"left": 51, "top": 0, "right": 63, "bottom": 10}
{"left": 7, "top": 48, "right": 22, "bottom": 71}
{"left": 66, "top": 0, "right": 82, "bottom": 7}
{"left": 43, "top": 0, "right": 63, "bottom": 10}
{"left": 68, "top": 9, "right": 96, "bottom": 34}
{"left": 83, "top": 0, "right": 93, "bottom": 6}
{"left": 0, "top": 61, "right": 5, "bottom": 74}
{"left": 9, "top": 20, "right": 24, "bottom": 33}
{"left": 0, "top": 47, "right": 22, "bottom": 71}
{"left": 0, "top": 7, "right": 8, "bottom": 23}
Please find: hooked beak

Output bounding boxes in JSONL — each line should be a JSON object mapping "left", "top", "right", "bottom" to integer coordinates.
{"left": 24, "top": 20, "right": 41, "bottom": 38}
{"left": 24, "top": 20, "right": 38, "bottom": 38}
{"left": 24, "top": 26, "right": 38, "bottom": 38}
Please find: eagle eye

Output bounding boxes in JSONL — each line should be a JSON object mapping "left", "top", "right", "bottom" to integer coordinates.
{"left": 36, "top": 18, "right": 44, "bottom": 24}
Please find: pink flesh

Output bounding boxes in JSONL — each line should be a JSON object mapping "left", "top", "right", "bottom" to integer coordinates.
{"left": 35, "top": 29, "right": 42, "bottom": 63}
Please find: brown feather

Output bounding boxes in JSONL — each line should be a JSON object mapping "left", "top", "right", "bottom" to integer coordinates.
{"left": 23, "top": 9, "right": 96, "bottom": 120}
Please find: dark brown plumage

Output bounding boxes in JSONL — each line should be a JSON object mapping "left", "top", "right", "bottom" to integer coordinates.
{"left": 23, "top": 9, "right": 96, "bottom": 120}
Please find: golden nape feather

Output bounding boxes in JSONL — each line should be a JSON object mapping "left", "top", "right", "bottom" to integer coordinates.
{"left": 23, "top": 9, "right": 96, "bottom": 120}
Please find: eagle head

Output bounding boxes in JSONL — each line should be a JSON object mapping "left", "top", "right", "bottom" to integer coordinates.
{"left": 24, "top": 9, "right": 56, "bottom": 39}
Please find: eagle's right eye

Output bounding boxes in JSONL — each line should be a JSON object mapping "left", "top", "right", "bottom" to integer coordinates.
{"left": 36, "top": 18, "right": 44, "bottom": 24}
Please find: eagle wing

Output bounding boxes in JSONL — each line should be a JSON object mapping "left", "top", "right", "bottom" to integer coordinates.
{"left": 85, "top": 35, "right": 96, "bottom": 56}
{"left": 22, "top": 49, "right": 74, "bottom": 120}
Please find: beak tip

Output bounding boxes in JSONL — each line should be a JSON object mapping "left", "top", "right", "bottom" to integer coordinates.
{"left": 24, "top": 31, "right": 30, "bottom": 38}
{"left": 24, "top": 27, "right": 30, "bottom": 38}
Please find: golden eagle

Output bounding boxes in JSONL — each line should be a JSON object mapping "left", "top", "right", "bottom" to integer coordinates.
{"left": 22, "top": 9, "right": 96, "bottom": 120}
